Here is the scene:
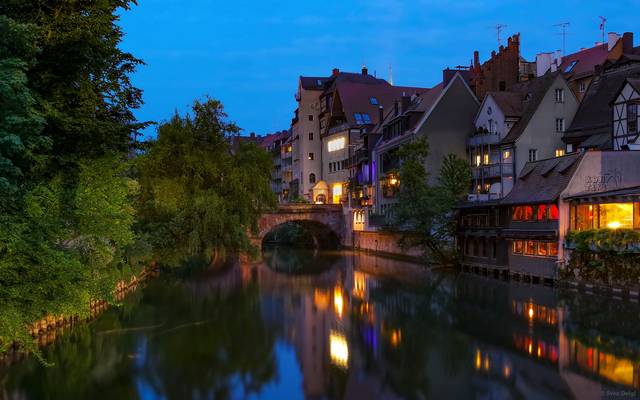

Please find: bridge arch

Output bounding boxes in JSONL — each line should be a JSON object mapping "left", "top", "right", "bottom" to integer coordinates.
{"left": 252, "top": 204, "right": 345, "bottom": 249}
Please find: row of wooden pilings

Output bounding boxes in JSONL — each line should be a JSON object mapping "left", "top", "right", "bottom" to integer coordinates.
{"left": 0, "top": 262, "right": 159, "bottom": 368}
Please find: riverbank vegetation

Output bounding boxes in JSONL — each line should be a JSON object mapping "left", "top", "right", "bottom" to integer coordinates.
{"left": 0, "top": 2, "right": 274, "bottom": 354}
{"left": 389, "top": 137, "right": 471, "bottom": 265}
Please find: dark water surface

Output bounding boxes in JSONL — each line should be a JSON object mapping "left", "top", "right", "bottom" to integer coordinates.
{"left": 2, "top": 250, "right": 640, "bottom": 400}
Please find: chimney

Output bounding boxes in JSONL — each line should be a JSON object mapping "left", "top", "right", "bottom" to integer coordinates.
{"left": 536, "top": 52, "right": 552, "bottom": 77}
{"left": 378, "top": 106, "right": 384, "bottom": 125}
{"left": 361, "top": 65, "right": 368, "bottom": 76}
{"left": 332, "top": 68, "right": 340, "bottom": 77}
{"left": 400, "top": 95, "right": 411, "bottom": 114}
{"left": 606, "top": 32, "right": 619, "bottom": 51}
{"left": 622, "top": 32, "right": 634, "bottom": 54}
{"left": 473, "top": 51, "right": 480, "bottom": 69}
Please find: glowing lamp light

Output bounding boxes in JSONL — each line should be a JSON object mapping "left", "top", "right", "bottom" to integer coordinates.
{"left": 389, "top": 178, "right": 398, "bottom": 186}
{"left": 607, "top": 221, "right": 622, "bottom": 230}
{"left": 330, "top": 331, "right": 349, "bottom": 368}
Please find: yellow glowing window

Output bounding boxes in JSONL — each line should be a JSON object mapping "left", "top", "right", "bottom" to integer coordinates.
{"left": 328, "top": 137, "right": 345, "bottom": 152}
{"left": 332, "top": 184, "right": 343, "bottom": 204}
{"left": 555, "top": 148, "right": 565, "bottom": 157}
{"left": 598, "top": 352, "right": 634, "bottom": 387}
{"left": 599, "top": 203, "right": 634, "bottom": 230}
{"left": 483, "top": 154, "right": 489, "bottom": 165}
{"left": 475, "top": 154, "right": 481, "bottom": 167}
{"left": 503, "top": 150, "right": 511, "bottom": 160}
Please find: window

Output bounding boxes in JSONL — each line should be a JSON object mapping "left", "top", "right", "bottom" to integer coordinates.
{"left": 369, "top": 97, "right": 379, "bottom": 105}
{"left": 512, "top": 206, "right": 524, "bottom": 221}
{"left": 537, "top": 204, "right": 547, "bottom": 220}
{"left": 528, "top": 149, "right": 538, "bottom": 162}
{"left": 499, "top": 81, "right": 506, "bottom": 91}
{"left": 628, "top": 104, "right": 638, "bottom": 134}
{"left": 524, "top": 241, "right": 536, "bottom": 255}
{"left": 548, "top": 242, "right": 558, "bottom": 256}
{"left": 327, "top": 137, "right": 345, "bottom": 152}
{"left": 308, "top": 115, "right": 313, "bottom": 121}
{"left": 555, "top": 88, "right": 565, "bottom": 103}
{"left": 523, "top": 206, "right": 534, "bottom": 221}
{"left": 564, "top": 60, "right": 578, "bottom": 73}
{"left": 579, "top": 81, "right": 586, "bottom": 93}
{"left": 483, "top": 153, "right": 489, "bottom": 165}
{"left": 308, "top": 152, "right": 314, "bottom": 160}
{"left": 599, "top": 203, "right": 634, "bottom": 229}
{"left": 354, "top": 113, "right": 372, "bottom": 125}
{"left": 574, "top": 204, "right": 595, "bottom": 230}
{"left": 309, "top": 173, "right": 316, "bottom": 184}
{"left": 537, "top": 242, "right": 548, "bottom": 256}
{"left": 549, "top": 204, "right": 559, "bottom": 220}
{"left": 484, "top": 183, "right": 491, "bottom": 192}
{"left": 503, "top": 150, "right": 511, "bottom": 160}
{"left": 475, "top": 154, "right": 481, "bottom": 167}
{"left": 556, "top": 118, "right": 565, "bottom": 132}
{"left": 513, "top": 240, "right": 524, "bottom": 254}
{"left": 555, "top": 148, "right": 565, "bottom": 157}
{"left": 567, "top": 144, "right": 574, "bottom": 153}
{"left": 309, "top": 132, "right": 314, "bottom": 140}
{"left": 329, "top": 163, "right": 333, "bottom": 172}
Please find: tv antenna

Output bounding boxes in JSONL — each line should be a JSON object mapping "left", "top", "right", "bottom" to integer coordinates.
{"left": 554, "top": 22, "right": 570, "bottom": 55}
{"left": 489, "top": 24, "right": 508, "bottom": 46}
{"left": 599, "top": 16, "right": 607, "bottom": 45}
{"left": 388, "top": 64, "right": 393, "bottom": 85}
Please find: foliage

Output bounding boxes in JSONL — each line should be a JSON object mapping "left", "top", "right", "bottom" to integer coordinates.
{"left": 136, "top": 98, "right": 276, "bottom": 266}
{"left": 389, "top": 137, "right": 471, "bottom": 265}
{"left": 0, "top": 1, "right": 144, "bottom": 355}
{"left": 561, "top": 229, "right": 640, "bottom": 285}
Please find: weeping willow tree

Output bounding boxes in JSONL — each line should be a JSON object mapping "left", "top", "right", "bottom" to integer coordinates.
{"left": 135, "top": 98, "right": 276, "bottom": 266}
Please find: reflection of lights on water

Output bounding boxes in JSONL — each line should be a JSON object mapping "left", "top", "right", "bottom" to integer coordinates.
{"left": 537, "top": 345, "right": 542, "bottom": 358}
{"left": 334, "top": 287, "right": 344, "bottom": 318}
{"left": 528, "top": 306, "right": 534, "bottom": 319}
{"left": 313, "top": 289, "right": 329, "bottom": 311}
{"left": 390, "top": 329, "right": 401, "bottom": 347}
{"left": 528, "top": 343, "right": 533, "bottom": 354}
{"left": 483, "top": 355, "right": 490, "bottom": 371}
{"left": 353, "top": 271, "right": 367, "bottom": 299}
{"left": 475, "top": 349, "right": 482, "bottom": 370}
{"left": 503, "top": 363, "right": 511, "bottom": 378}
{"left": 330, "top": 330, "right": 349, "bottom": 368}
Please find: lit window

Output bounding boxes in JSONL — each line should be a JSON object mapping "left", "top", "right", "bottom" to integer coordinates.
{"left": 549, "top": 204, "right": 559, "bottom": 220}
{"left": 524, "top": 241, "right": 536, "bottom": 255}
{"left": 537, "top": 242, "right": 548, "bottom": 256}
{"left": 503, "top": 150, "right": 511, "bottom": 160}
{"left": 555, "top": 148, "right": 565, "bottom": 157}
{"left": 548, "top": 242, "right": 558, "bottom": 256}
{"left": 332, "top": 184, "right": 343, "bottom": 204}
{"left": 483, "top": 154, "right": 489, "bottom": 165}
{"left": 328, "top": 137, "right": 345, "bottom": 152}
{"left": 555, "top": 88, "right": 565, "bottom": 103}
{"left": 484, "top": 183, "right": 491, "bottom": 192}
{"left": 537, "top": 204, "right": 547, "bottom": 220}
{"left": 528, "top": 149, "right": 538, "bottom": 162}
{"left": 513, "top": 240, "right": 524, "bottom": 254}
{"left": 523, "top": 206, "right": 534, "bottom": 221}
{"left": 512, "top": 206, "right": 524, "bottom": 220}
{"left": 308, "top": 152, "right": 314, "bottom": 160}
{"left": 599, "top": 203, "right": 634, "bottom": 229}
{"left": 556, "top": 118, "right": 565, "bottom": 132}
{"left": 475, "top": 154, "right": 481, "bottom": 167}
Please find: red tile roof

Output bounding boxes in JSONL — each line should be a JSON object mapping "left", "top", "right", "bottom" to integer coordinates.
{"left": 558, "top": 44, "right": 609, "bottom": 79}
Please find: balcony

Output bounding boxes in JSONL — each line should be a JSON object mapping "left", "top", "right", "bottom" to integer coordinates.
{"left": 472, "top": 163, "right": 513, "bottom": 179}
{"left": 469, "top": 133, "right": 501, "bottom": 147}
{"left": 467, "top": 193, "right": 502, "bottom": 202}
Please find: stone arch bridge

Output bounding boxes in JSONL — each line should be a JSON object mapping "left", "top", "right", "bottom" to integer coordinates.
{"left": 251, "top": 204, "right": 346, "bottom": 248}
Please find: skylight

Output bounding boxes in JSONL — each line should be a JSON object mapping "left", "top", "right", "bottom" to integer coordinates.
{"left": 564, "top": 60, "right": 578, "bottom": 73}
{"left": 369, "top": 97, "right": 379, "bottom": 105}
{"left": 354, "top": 113, "right": 372, "bottom": 125}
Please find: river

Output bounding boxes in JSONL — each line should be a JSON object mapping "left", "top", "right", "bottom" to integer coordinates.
{"left": 1, "top": 249, "right": 639, "bottom": 400}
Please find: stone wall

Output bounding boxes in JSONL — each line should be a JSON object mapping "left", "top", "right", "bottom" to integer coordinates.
{"left": 352, "top": 230, "right": 423, "bottom": 259}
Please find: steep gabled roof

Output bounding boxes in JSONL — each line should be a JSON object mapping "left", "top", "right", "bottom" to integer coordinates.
{"left": 564, "top": 62, "right": 640, "bottom": 146}
{"left": 558, "top": 44, "right": 610, "bottom": 79}
{"left": 500, "top": 72, "right": 561, "bottom": 144}
{"left": 500, "top": 153, "right": 583, "bottom": 205}
{"left": 488, "top": 91, "right": 523, "bottom": 118}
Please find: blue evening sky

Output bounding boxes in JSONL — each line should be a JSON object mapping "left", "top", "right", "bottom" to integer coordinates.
{"left": 119, "top": 0, "right": 639, "bottom": 138}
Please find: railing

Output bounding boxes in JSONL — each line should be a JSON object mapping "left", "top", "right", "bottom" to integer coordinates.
{"left": 467, "top": 193, "right": 502, "bottom": 202}
{"left": 468, "top": 133, "right": 501, "bottom": 146}
{"left": 471, "top": 163, "right": 513, "bottom": 179}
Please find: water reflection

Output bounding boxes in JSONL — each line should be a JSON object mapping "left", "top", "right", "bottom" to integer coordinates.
{"left": 1, "top": 250, "right": 640, "bottom": 399}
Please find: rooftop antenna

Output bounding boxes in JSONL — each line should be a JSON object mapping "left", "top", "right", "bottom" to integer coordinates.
{"left": 598, "top": 16, "right": 607, "bottom": 45}
{"left": 489, "top": 24, "right": 508, "bottom": 46}
{"left": 554, "top": 22, "right": 570, "bottom": 55}
{"left": 389, "top": 63, "right": 393, "bottom": 85}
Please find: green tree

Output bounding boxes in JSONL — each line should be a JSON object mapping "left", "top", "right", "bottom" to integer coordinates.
{"left": 136, "top": 98, "right": 276, "bottom": 265}
{"left": 390, "top": 137, "right": 470, "bottom": 264}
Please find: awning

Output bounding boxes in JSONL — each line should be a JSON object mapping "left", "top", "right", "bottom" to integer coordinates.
{"left": 564, "top": 185, "right": 640, "bottom": 203}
